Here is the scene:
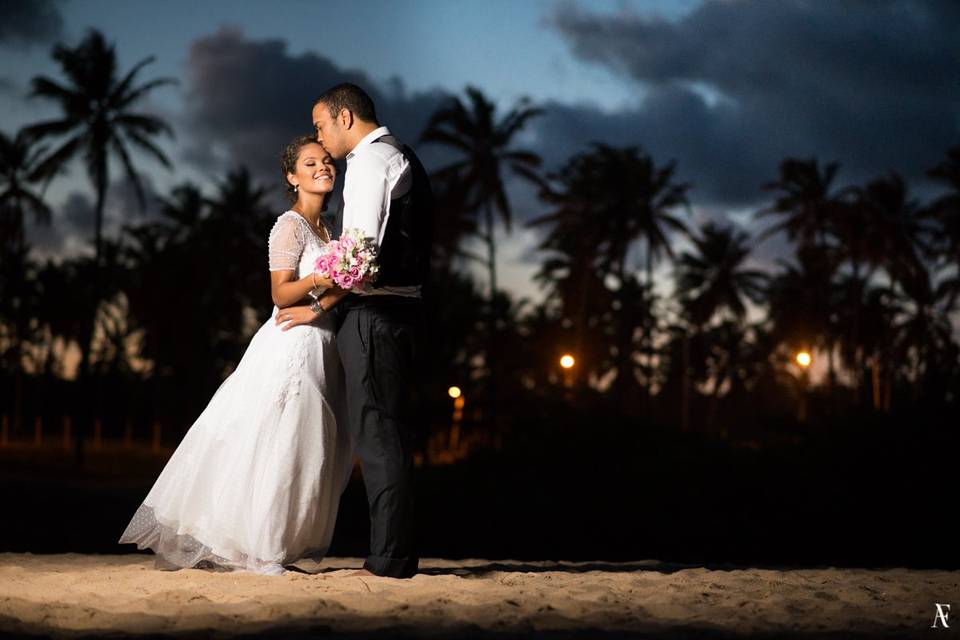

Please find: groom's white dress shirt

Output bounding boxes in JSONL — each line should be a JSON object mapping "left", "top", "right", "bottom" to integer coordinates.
{"left": 342, "top": 125, "right": 418, "bottom": 298}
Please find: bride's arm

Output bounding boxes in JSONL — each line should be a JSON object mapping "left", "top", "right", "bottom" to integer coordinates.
{"left": 270, "top": 270, "right": 333, "bottom": 308}
{"left": 275, "top": 288, "right": 350, "bottom": 331}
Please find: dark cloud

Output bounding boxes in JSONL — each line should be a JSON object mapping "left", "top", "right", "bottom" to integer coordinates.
{"left": 0, "top": 0, "right": 63, "bottom": 48}
{"left": 181, "top": 27, "right": 451, "bottom": 206}
{"left": 545, "top": 0, "right": 960, "bottom": 208}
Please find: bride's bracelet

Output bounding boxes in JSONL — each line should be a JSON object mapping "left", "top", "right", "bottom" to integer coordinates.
{"left": 311, "top": 272, "right": 319, "bottom": 289}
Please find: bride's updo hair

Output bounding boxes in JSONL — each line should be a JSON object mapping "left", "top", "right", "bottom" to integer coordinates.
{"left": 280, "top": 134, "right": 323, "bottom": 203}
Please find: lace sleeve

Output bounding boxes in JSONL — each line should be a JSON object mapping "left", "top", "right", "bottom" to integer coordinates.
{"left": 268, "top": 215, "right": 306, "bottom": 271}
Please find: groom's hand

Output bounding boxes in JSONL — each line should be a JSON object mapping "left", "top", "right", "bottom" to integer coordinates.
{"left": 275, "top": 305, "right": 319, "bottom": 331}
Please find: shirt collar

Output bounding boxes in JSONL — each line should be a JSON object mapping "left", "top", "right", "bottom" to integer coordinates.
{"left": 346, "top": 126, "right": 391, "bottom": 162}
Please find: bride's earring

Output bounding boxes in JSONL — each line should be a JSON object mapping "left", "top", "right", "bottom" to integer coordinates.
{"left": 294, "top": 184, "right": 299, "bottom": 193}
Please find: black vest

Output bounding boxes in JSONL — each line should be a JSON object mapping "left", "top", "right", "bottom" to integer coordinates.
{"left": 365, "top": 134, "right": 434, "bottom": 288}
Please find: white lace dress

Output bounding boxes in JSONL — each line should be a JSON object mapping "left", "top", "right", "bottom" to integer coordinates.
{"left": 119, "top": 211, "right": 352, "bottom": 574}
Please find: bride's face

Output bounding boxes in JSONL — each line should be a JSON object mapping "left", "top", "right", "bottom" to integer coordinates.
{"left": 288, "top": 143, "right": 336, "bottom": 196}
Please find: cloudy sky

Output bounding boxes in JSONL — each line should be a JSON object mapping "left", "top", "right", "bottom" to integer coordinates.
{"left": 1, "top": 0, "right": 957, "bottom": 301}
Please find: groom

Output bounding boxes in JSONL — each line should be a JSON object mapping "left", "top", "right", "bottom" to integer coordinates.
{"left": 311, "top": 83, "right": 433, "bottom": 579}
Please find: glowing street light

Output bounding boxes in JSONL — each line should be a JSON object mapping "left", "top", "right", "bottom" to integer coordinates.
{"left": 447, "top": 387, "right": 465, "bottom": 454}
{"left": 794, "top": 351, "right": 812, "bottom": 424}
{"left": 560, "top": 354, "right": 575, "bottom": 369}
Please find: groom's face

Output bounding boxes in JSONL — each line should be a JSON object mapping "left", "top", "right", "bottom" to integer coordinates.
{"left": 312, "top": 102, "right": 348, "bottom": 160}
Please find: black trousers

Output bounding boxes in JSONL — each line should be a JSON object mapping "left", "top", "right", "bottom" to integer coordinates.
{"left": 336, "top": 295, "right": 420, "bottom": 578}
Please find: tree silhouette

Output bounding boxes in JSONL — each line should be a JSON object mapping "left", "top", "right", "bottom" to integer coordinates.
{"left": 420, "top": 86, "right": 543, "bottom": 426}
{"left": 531, "top": 152, "right": 613, "bottom": 387}
{"left": 0, "top": 129, "right": 52, "bottom": 254}
{"left": 674, "top": 221, "right": 767, "bottom": 430}
{"left": 533, "top": 144, "right": 689, "bottom": 407}
{"left": 757, "top": 157, "right": 851, "bottom": 249}
{"left": 832, "top": 172, "right": 927, "bottom": 402}
{"left": 0, "top": 129, "right": 53, "bottom": 432}
{"left": 765, "top": 244, "right": 842, "bottom": 391}
{"left": 23, "top": 29, "right": 175, "bottom": 459}
{"left": 27, "top": 29, "right": 175, "bottom": 264}
{"left": 924, "top": 146, "right": 960, "bottom": 309}
{"left": 123, "top": 170, "right": 274, "bottom": 424}
{"left": 887, "top": 261, "right": 957, "bottom": 406}
{"left": 675, "top": 221, "right": 768, "bottom": 328}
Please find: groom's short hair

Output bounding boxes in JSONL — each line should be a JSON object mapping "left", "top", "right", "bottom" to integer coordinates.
{"left": 316, "top": 83, "right": 379, "bottom": 125}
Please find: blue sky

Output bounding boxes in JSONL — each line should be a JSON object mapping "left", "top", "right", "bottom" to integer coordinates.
{"left": 1, "top": 0, "right": 957, "bottom": 304}
{"left": 3, "top": 0, "right": 702, "bottom": 126}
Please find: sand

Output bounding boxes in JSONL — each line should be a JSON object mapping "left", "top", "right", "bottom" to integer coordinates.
{"left": 0, "top": 553, "right": 956, "bottom": 638}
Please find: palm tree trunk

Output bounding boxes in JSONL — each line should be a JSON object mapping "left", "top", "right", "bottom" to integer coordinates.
{"left": 575, "top": 265, "right": 589, "bottom": 391}
{"left": 484, "top": 200, "right": 498, "bottom": 432}
{"left": 613, "top": 258, "right": 630, "bottom": 410}
{"left": 12, "top": 238, "right": 26, "bottom": 434}
{"left": 680, "top": 329, "right": 691, "bottom": 432}
{"left": 75, "top": 175, "right": 107, "bottom": 466}
{"left": 827, "top": 340, "right": 836, "bottom": 396}
{"left": 850, "top": 261, "right": 863, "bottom": 406}
{"left": 707, "top": 364, "right": 727, "bottom": 435}
{"left": 644, "top": 242, "right": 654, "bottom": 410}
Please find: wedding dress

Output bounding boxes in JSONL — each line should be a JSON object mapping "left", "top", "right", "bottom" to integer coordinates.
{"left": 119, "top": 211, "right": 352, "bottom": 575}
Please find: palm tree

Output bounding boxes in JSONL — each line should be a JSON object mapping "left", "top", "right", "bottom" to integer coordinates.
{"left": 589, "top": 144, "right": 689, "bottom": 405}
{"left": 765, "top": 244, "right": 842, "bottom": 391}
{"left": 757, "top": 157, "right": 852, "bottom": 249}
{"left": 428, "top": 169, "right": 480, "bottom": 274}
{"left": 887, "top": 262, "right": 957, "bottom": 407}
{"left": 157, "top": 182, "right": 206, "bottom": 241}
{"left": 421, "top": 86, "right": 543, "bottom": 301}
{"left": 26, "top": 29, "right": 175, "bottom": 265}
{"left": 674, "top": 221, "right": 767, "bottom": 431}
{"left": 531, "top": 144, "right": 690, "bottom": 406}
{"left": 674, "top": 222, "right": 768, "bottom": 327}
{"left": 420, "top": 86, "right": 543, "bottom": 425}
{"left": 24, "top": 30, "right": 175, "bottom": 460}
{"left": 0, "top": 129, "right": 52, "bottom": 254}
{"left": 923, "top": 146, "right": 960, "bottom": 309}
{"left": 205, "top": 167, "right": 275, "bottom": 322}
{"left": 0, "top": 129, "right": 53, "bottom": 433}
{"left": 531, "top": 155, "right": 610, "bottom": 376}
{"left": 831, "top": 172, "right": 928, "bottom": 402}
{"left": 122, "top": 171, "right": 273, "bottom": 425}
{"left": 850, "top": 172, "right": 927, "bottom": 287}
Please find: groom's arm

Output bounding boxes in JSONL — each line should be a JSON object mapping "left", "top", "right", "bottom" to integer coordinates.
{"left": 341, "top": 152, "right": 389, "bottom": 250}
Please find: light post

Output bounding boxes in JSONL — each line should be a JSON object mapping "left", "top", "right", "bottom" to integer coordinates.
{"left": 559, "top": 354, "right": 575, "bottom": 389}
{"left": 795, "top": 351, "right": 811, "bottom": 423}
{"left": 447, "top": 386, "right": 464, "bottom": 451}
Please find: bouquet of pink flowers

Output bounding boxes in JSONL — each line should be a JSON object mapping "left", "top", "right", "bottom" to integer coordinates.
{"left": 314, "top": 227, "right": 379, "bottom": 291}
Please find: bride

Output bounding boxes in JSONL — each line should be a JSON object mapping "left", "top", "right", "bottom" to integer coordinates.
{"left": 119, "top": 135, "right": 353, "bottom": 575}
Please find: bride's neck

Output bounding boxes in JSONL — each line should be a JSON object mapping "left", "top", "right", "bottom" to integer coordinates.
{"left": 291, "top": 196, "right": 324, "bottom": 226}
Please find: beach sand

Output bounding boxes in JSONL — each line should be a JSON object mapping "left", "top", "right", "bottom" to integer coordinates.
{"left": 0, "top": 553, "right": 956, "bottom": 638}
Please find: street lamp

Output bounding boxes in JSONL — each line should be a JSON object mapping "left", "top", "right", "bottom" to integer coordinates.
{"left": 795, "top": 351, "right": 812, "bottom": 423}
{"left": 448, "top": 387, "right": 464, "bottom": 452}
{"left": 559, "top": 354, "right": 575, "bottom": 390}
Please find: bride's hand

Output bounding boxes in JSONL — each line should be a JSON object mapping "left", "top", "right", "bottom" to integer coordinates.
{"left": 275, "top": 305, "right": 319, "bottom": 332}
{"left": 312, "top": 272, "right": 334, "bottom": 290}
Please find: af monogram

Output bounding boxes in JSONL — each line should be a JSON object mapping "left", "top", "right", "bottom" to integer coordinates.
{"left": 932, "top": 603, "right": 950, "bottom": 629}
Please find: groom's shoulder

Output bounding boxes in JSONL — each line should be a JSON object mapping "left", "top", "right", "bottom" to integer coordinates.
{"left": 360, "top": 137, "right": 410, "bottom": 175}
